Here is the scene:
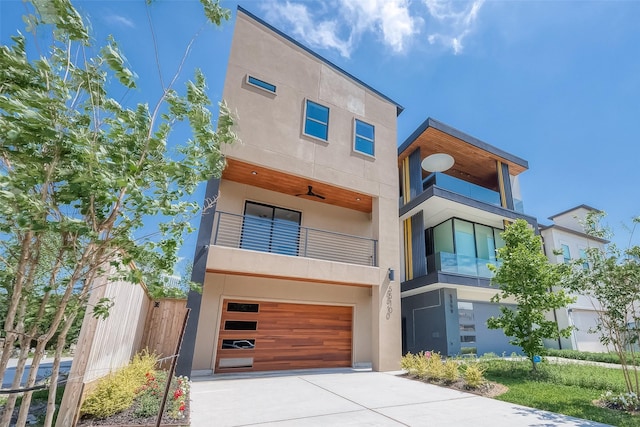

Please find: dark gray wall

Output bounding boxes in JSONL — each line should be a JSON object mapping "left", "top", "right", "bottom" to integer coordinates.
{"left": 410, "top": 211, "right": 427, "bottom": 278}
{"left": 408, "top": 148, "right": 422, "bottom": 201}
{"left": 500, "top": 162, "right": 514, "bottom": 210}
{"left": 402, "top": 288, "right": 460, "bottom": 356}
{"left": 176, "top": 177, "right": 221, "bottom": 377}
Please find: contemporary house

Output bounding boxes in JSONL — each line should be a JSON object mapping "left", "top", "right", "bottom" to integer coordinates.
{"left": 178, "top": 7, "right": 403, "bottom": 375}
{"left": 540, "top": 205, "right": 610, "bottom": 352}
{"left": 398, "top": 118, "right": 539, "bottom": 357}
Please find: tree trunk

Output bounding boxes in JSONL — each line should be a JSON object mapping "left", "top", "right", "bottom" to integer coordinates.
{"left": 14, "top": 341, "right": 48, "bottom": 427}
{"left": 0, "top": 339, "right": 33, "bottom": 426}
{"left": 0, "top": 232, "right": 34, "bottom": 383}
{"left": 43, "top": 311, "right": 77, "bottom": 427}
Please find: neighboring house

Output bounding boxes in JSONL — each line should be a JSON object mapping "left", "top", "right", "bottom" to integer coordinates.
{"left": 177, "top": 7, "right": 403, "bottom": 375}
{"left": 540, "top": 205, "right": 610, "bottom": 352}
{"left": 398, "top": 118, "right": 539, "bottom": 357}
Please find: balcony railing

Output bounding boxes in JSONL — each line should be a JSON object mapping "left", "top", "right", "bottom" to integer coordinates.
{"left": 423, "top": 172, "right": 501, "bottom": 207}
{"left": 212, "top": 211, "right": 378, "bottom": 266}
{"left": 430, "top": 252, "right": 501, "bottom": 279}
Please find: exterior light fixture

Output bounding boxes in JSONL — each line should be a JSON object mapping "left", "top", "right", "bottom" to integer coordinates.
{"left": 388, "top": 268, "right": 395, "bottom": 281}
{"left": 251, "top": 171, "right": 258, "bottom": 175}
{"left": 421, "top": 153, "right": 454, "bottom": 172}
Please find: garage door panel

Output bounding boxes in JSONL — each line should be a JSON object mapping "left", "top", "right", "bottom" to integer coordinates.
{"left": 216, "top": 299, "right": 352, "bottom": 372}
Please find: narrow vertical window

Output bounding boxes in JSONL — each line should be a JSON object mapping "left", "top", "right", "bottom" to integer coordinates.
{"left": 561, "top": 244, "right": 571, "bottom": 264}
{"left": 579, "top": 248, "right": 589, "bottom": 270}
{"left": 304, "top": 100, "right": 329, "bottom": 141}
{"left": 354, "top": 119, "right": 375, "bottom": 156}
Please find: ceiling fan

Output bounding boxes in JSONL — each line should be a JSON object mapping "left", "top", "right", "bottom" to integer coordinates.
{"left": 296, "top": 185, "right": 325, "bottom": 200}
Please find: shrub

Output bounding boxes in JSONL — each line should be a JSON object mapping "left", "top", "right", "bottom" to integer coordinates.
{"left": 442, "top": 359, "right": 459, "bottom": 384}
{"left": 400, "top": 352, "right": 418, "bottom": 376}
{"left": 600, "top": 391, "right": 640, "bottom": 412}
{"left": 132, "top": 369, "right": 189, "bottom": 420}
{"left": 461, "top": 363, "right": 486, "bottom": 389}
{"left": 81, "top": 351, "right": 158, "bottom": 419}
{"left": 422, "top": 351, "right": 445, "bottom": 381}
{"left": 545, "top": 348, "right": 638, "bottom": 365}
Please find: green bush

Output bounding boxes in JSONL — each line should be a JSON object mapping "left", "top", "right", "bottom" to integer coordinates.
{"left": 400, "top": 352, "right": 418, "bottom": 375}
{"left": 600, "top": 391, "right": 640, "bottom": 412}
{"left": 442, "top": 359, "right": 459, "bottom": 384}
{"left": 422, "top": 351, "right": 445, "bottom": 381}
{"left": 545, "top": 348, "right": 640, "bottom": 365}
{"left": 461, "top": 363, "right": 486, "bottom": 389}
{"left": 81, "top": 351, "right": 158, "bottom": 419}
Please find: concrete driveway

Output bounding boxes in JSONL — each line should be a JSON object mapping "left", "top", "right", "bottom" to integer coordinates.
{"left": 190, "top": 369, "right": 610, "bottom": 426}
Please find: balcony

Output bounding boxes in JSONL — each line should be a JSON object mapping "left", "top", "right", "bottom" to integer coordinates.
{"left": 212, "top": 211, "right": 377, "bottom": 267}
{"left": 429, "top": 252, "right": 500, "bottom": 279}
{"left": 423, "top": 172, "right": 500, "bottom": 207}
{"left": 421, "top": 172, "right": 524, "bottom": 214}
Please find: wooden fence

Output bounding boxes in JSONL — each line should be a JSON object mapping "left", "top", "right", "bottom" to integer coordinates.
{"left": 55, "top": 265, "right": 187, "bottom": 426}
{"left": 141, "top": 298, "right": 189, "bottom": 369}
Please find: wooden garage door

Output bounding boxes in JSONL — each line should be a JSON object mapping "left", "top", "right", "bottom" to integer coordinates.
{"left": 215, "top": 300, "right": 352, "bottom": 372}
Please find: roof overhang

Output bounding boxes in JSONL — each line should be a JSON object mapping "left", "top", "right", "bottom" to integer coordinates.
{"left": 398, "top": 118, "right": 528, "bottom": 190}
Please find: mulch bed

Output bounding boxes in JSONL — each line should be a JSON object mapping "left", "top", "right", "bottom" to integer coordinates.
{"left": 77, "top": 399, "right": 189, "bottom": 426}
{"left": 401, "top": 373, "right": 509, "bottom": 398}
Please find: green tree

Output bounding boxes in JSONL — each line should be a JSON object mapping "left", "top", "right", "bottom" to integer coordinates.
{"left": 487, "top": 219, "right": 574, "bottom": 371}
{"left": 564, "top": 212, "right": 640, "bottom": 395}
{"left": 0, "top": 0, "right": 235, "bottom": 425}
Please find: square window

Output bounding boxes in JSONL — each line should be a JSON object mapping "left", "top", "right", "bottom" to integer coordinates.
{"left": 246, "top": 75, "right": 276, "bottom": 93}
{"left": 304, "top": 100, "right": 329, "bottom": 141}
{"left": 354, "top": 119, "right": 375, "bottom": 156}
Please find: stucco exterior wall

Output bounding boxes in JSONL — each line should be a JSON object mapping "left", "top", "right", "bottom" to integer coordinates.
{"left": 192, "top": 10, "right": 401, "bottom": 372}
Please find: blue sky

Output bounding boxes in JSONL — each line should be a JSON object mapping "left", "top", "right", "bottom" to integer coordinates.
{"left": 2, "top": 0, "right": 639, "bottom": 267}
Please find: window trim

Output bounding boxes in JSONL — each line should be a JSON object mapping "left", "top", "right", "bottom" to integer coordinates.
{"left": 302, "top": 99, "right": 330, "bottom": 142}
{"left": 353, "top": 118, "right": 375, "bottom": 157}
{"left": 246, "top": 75, "right": 276, "bottom": 94}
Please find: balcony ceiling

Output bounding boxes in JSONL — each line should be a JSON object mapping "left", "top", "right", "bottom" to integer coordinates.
{"left": 222, "top": 158, "right": 373, "bottom": 213}
{"left": 398, "top": 126, "right": 528, "bottom": 190}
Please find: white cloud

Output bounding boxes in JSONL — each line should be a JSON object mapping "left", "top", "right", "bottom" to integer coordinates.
{"left": 261, "top": 0, "right": 484, "bottom": 57}
{"left": 263, "top": 1, "right": 351, "bottom": 57}
{"left": 104, "top": 14, "right": 135, "bottom": 29}
{"left": 262, "top": 0, "right": 418, "bottom": 57}
{"left": 423, "top": 0, "right": 485, "bottom": 54}
{"left": 339, "top": 0, "right": 420, "bottom": 54}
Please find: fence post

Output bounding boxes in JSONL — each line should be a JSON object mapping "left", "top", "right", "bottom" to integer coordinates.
{"left": 156, "top": 308, "right": 190, "bottom": 427}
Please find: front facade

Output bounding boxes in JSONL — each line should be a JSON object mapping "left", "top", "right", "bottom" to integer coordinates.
{"left": 540, "top": 205, "right": 610, "bottom": 352}
{"left": 398, "top": 118, "right": 538, "bottom": 357}
{"left": 180, "top": 7, "right": 402, "bottom": 375}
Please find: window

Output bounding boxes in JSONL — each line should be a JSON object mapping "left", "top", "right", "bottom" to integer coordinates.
{"left": 227, "top": 302, "right": 259, "bottom": 313}
{"left": 241, "top": 202, "right": 301, "bottom": 256}
{"left": 431, "top": 218, "right": 505, "bottom": 278}
{"left": 561, "top": 244, "right": 571, "bottom": 264}
{"left": 303, "top": 100, "right": 329, "bottom": 141}
{"left": 246, "top": 75, "right": 276, "bottom": 93}
{"left": 224, "top": 320, "right": 257, "bottom": 330}
{"left": 354, "top": 119, "right": 375, "bottom": 156}
{"left": 579, "top": 248, "right": 589, "bottom": 270}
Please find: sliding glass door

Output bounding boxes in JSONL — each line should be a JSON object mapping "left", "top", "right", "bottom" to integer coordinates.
{"left": 241, "top": 202, "right": 301, "bottom": 256}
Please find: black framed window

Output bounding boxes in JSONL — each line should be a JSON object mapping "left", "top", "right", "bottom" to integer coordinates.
{"left": 241, "top": 201, "right": 301, "bottom": 256}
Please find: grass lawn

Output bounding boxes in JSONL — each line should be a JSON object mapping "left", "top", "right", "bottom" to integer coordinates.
{"left": 481, "top": 359, "right": 639, "bottom": 426}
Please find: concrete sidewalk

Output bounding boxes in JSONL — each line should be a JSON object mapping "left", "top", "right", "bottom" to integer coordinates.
{"left": 190, "top": 369, "right": 610, "bottom": 426}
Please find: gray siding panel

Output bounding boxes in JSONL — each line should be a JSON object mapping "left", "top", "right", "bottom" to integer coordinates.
{"left": 411, "top": 211, "right": 427, "bottom": 277}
